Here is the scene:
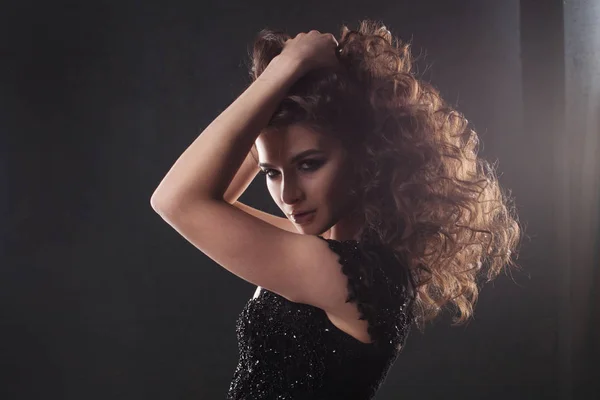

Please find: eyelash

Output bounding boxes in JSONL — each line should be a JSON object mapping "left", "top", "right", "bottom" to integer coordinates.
{"left": 259, "top": 159, "right": 323, "bottom": 179}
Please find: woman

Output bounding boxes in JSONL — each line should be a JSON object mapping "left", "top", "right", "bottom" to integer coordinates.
{"left": 151, "top": 20, "right": 522, "bottom": 399}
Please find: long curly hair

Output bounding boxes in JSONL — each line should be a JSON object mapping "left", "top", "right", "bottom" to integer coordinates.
{"left": 245, "top": 20, "right": 523, "bottom": 331}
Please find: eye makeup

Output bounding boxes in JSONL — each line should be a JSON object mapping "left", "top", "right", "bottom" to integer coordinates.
{"left": 259, "top": 158, "right": 325, "bottom": 179}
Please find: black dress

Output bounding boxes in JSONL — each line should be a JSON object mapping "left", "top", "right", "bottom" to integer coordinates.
{"left": 227, "top": 235, "right": 416, "bottom": 400}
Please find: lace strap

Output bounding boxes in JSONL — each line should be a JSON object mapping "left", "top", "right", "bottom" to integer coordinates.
{"left": 317, "top": 236, "right": 413, "bottom": 349}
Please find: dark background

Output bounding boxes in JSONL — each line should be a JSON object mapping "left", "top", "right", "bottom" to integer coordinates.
{"left": 2, "top": 0, "right": 598, "bottom": 399}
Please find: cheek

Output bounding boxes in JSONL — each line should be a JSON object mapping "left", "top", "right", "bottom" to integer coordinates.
{"left": 316, "top": 171, "right": 345, "bottom": 205}
{"left": 329, "top": 170, "right": 357, "bottom": 204}
{"left": 329, "top": 166, "right": 351, "bottom": 190}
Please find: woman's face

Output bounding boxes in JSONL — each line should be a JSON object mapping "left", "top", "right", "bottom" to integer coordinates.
{"left": 255, "top": 123, "right": 360, "bottom": 238}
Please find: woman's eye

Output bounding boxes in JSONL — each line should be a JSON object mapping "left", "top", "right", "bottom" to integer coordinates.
{"left": 259, "top": 169, "right": 276, "bottom": 178}
{"left": 260, "top": 159, "right": 323, "bottom": 179}
{"left": 300, "top": 159, "right": 323, "bottom": 171}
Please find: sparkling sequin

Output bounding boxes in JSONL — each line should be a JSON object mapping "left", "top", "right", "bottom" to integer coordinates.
{"left": 227, "top": 236, "right": 415, "bottom": 400}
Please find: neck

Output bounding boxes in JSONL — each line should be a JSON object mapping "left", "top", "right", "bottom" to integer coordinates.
{"left": 324, "top": 206, "right": 364, "bottom": 242}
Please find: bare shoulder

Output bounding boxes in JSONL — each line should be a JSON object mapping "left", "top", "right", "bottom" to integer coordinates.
{"left": 153, "top": 200, "right": 348, "bottom": 311}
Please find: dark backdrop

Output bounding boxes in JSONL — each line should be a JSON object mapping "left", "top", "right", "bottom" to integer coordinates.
{"left": 2, "top": 0, "right": 598, "bottom": 399}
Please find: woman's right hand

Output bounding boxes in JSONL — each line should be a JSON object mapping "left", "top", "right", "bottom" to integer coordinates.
{"left": 279, "top": 30, "right": 340, "bottom": 75}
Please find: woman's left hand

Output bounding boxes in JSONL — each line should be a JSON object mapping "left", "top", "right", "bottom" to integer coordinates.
{"left": 278, "top": 30, "right": 340, "bottom": 75}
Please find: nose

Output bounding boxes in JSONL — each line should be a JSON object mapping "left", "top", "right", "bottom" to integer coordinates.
{"left": 280, "top": 174, "right": 303, "bottom": 205}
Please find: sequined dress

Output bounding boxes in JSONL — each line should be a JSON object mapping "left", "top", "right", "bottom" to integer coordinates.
{"left": 227, "top": 235, "right": 416, "bottom": 400}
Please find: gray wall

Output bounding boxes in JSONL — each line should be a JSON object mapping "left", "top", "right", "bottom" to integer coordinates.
{"left": 1, "top": 0, "right": 597, "bottom": 399}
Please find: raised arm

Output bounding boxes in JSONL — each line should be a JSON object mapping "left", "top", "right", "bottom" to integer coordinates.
{"left": 150, "top": 54, "right": 305, "bottom": 208}
{"left": 223, "top": 148, "right": 260, "bottom": 205}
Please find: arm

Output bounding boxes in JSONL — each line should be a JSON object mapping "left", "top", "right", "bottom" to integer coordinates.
{"left": 149, "top": 32, "right": 343, "bottom": 307}
{"left": 225, "top": 147, "right": 300, "bottom": 233}
{"left": 223, "top": 147, "right": 260, "bottom": 205}
{"left": 150, "top": 55, "right": 306, "bottom": 210}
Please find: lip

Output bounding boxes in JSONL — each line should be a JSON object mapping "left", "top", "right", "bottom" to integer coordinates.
{"left": 291, "top": 210, "right": 316, "bottom": 225}
{"left": 290, "top": 209, "right": 315, "bottom": 217}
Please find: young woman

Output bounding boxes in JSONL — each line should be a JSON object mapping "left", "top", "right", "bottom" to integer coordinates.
{"left": 151, "top": 20, "right": 522, "bottom": 400}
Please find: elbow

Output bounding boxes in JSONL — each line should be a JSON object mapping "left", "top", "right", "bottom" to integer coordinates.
{"left": 150, "top": 193, "right": 175, "bottom": 213}
{"left": 150, "top": 192, "right": 202, "bottom": 215}
{"left": 150, "top": 197, "right": 164, "bottom": 213}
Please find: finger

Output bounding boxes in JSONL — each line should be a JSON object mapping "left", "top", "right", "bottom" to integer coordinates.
{"left": 329, "top": 33, "right": 339, "bottom": 47}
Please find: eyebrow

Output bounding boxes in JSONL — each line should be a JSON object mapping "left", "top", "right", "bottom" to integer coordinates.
{"left": 258, "top": 149, "right": 325, "bottom": 168}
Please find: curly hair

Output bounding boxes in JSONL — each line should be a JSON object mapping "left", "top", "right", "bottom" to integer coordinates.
{"left": 245, "top": 20, "right": 523, "bottom": 331}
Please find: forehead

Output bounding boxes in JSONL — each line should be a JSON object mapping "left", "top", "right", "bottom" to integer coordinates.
{"left": 255, "top": 123, "right": 339, "bottom": 159}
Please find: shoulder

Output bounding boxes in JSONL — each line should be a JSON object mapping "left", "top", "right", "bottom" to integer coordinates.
{"left": 303, "top": 236, "right": 414, "bottom": 314}
{"left": 313, "top": 236, "right": 416, "bottom": 346}
{"left": 153, "top": 200, "right": 350, "bottom": 306}
{"left": 291, "top": 235, "right": 364, "bottom": 312}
